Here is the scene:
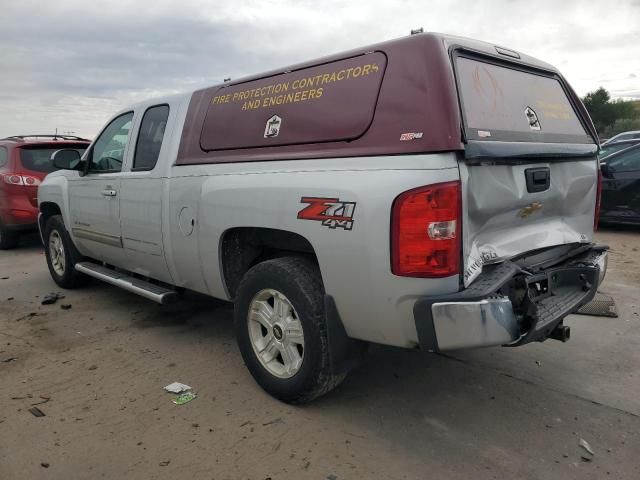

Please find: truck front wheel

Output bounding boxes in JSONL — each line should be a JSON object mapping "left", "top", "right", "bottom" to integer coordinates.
{"left": 234, "top": 256, "right": 345, "bottom": 404}
{"left": 44, "top": 215, "right": 86, "bottom": 289}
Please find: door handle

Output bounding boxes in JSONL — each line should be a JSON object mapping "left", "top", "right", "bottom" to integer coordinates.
{"left": 102, "top": 189, "right": 117, "bottom": 197}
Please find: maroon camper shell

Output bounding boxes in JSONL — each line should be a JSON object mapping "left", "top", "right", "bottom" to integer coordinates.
{"left": 176, "top": 33, "right": 597, "bottom": 166}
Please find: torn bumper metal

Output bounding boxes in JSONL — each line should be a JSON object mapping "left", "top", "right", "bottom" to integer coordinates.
{"left": 414, "top": 245, "right": 608, "bottom": 352}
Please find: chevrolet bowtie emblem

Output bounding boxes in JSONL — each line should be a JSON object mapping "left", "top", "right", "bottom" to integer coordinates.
{"left": 519, "top": 202, "right": 543, "bottom": 218}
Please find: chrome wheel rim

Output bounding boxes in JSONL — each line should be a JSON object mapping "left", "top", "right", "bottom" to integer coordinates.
{"left": 49, "top": 230, "right": 65, "bottom": 276}
{"left": 247, "top": 288, "right": 304, "bottom": 379}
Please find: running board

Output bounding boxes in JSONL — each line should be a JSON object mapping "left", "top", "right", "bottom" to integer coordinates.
{"left": 75, "top": 262, "right": 177, "bottom": 305}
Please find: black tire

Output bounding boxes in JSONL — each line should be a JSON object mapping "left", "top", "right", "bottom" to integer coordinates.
{"left": 43, "top": 215, "right": 86, "bottom": 289}
{"left": 0, "top": 224, "right": 19, "bottom": 250}
{"left": 234, "top": 256, "right": 346, "bottom": 404}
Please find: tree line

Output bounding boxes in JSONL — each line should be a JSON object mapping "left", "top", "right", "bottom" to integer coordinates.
{"left": 582, "top": 87, "right": 640, "bottom": 140}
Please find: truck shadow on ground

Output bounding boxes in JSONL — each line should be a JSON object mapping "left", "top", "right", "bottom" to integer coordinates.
{"left": 131, "top": 292, "right": 232, "bottom": 330}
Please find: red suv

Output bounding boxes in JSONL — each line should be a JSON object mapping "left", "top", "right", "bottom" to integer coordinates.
{"left": 0, "top": 135, "right": 90, "bottom": 249}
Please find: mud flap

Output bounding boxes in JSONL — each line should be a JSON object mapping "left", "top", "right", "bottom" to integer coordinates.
{"left": 324, "top": 295, "right": 368, "bottom": 375}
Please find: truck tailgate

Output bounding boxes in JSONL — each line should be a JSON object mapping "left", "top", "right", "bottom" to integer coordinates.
{"left": 459, "top": 158, "right": 598, "bottom": 286}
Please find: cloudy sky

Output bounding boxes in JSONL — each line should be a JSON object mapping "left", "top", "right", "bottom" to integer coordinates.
{"left": 0, "top": 0, "right": 638, "bottom": 138}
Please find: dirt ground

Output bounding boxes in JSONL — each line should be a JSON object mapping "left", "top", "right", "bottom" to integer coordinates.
{"left": 1, "top": 228, "right": 639, "bottom": 480}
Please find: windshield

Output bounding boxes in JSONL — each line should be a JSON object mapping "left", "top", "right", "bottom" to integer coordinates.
{"left": 19, "top": 145, "right": 87, "bottom": 173}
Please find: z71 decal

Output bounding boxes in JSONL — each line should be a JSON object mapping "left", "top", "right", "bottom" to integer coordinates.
{"left": 297, "top": 197, "right": 356, "bottom": 230}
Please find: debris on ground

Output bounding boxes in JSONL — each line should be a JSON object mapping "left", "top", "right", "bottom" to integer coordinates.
{"left": 28, "top": 407, "right": 46, "bottom": 417}
{"left": 579, "top": 438, "right": 595, "bottom": 461}
{"left": 11, "top": 394, "right": 32, "bottom": 400}
{"left": 15, "top": 312, "right": 39, "bottom": 322}
{"left": 41, "top": 292, "right": 65, "bottom": 305}
{"left": 173, "top": 392, "right": 196, "bottom": 405}
{"left": 164, "top": 382, "right": 191, "bottom": 394}
{"left": 159, "top": 460, "right": 170, "bottom": 467}
{"left": 577, "top": 293, "right": 618, "bottom": 318}
{"left": 40, "top": 462, "right": 50, "bottom": 468}
{"left": 579, "top": 438, "right": 595, "bottom": 455}
{"left": 263, "top": 417, "right": 284, "bottom": 427}
{"left": 31, "top": 395, "right": 51, "bottom": 406}
{"left": 1, "top": 357, "right": 17, "bottom": 363}
{"left": 88, "top": 365, "right": 97, "bottom": 371}
{"left": 60, "top": 304, "right": 72, "bottom": 310}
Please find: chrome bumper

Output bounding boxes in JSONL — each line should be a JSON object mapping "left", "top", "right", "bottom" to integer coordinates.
{"left": 431, "top": 297, "right": 521, "bottom": 350}
{"left": 414, "top": 246, "right": 608, "bottom": 352}
{"left": 596, "top": 250, "right": 608, "bottom": 287}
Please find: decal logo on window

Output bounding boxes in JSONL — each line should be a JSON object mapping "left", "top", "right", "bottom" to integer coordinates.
{"left": 264, "top": 114, "right": 282, "bottom": 138}
{"left": 297, "top": 197, "right": 356, "bottom": 230}
{"left": 524, "top": 106, "right": 541, "bottom": 131}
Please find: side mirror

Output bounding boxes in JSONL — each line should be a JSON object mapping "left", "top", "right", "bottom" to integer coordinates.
{"left": 600, "top": 162, "right": 614, "bottom": 178}
{"left": 51, "top": 149, "right": 82, "bottom": 170}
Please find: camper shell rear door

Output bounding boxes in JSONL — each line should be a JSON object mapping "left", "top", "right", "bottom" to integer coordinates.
{"left": 451, "top": 49, "right": 599, "bottom": 286}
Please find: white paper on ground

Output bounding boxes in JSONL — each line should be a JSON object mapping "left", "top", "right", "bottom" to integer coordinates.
{"left": 164, "top": 382, "right": 192, "bottom": 394}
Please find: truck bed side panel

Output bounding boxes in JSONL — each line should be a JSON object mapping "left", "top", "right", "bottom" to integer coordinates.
{"left": 167, "top": 154, "right": 459, "bottom": 347}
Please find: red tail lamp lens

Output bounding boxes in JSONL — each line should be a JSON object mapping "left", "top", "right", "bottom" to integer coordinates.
{"left": 391, "top": 181, "right": 461, "bottom": 277}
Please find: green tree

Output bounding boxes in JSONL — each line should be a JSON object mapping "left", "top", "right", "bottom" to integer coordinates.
{"left": 582, "top": 87, "right": 640, "bottom": 138}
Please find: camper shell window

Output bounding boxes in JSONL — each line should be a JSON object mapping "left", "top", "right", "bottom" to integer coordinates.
{"left": 199, "top": 52, "right": 387, "bottom": 151}
{"left": 455, "top": 54, "right": 592, "bottom": 144}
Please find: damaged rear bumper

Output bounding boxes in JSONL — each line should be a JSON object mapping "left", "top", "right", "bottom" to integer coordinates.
{"left": 414, "top": 245, "right": 608, "bottom": 352}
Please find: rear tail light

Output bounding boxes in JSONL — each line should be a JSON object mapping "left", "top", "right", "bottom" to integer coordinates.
{"left": 594, "top": 168, "right": 602, "bottom": 231}
{"left": 391, "top": 181, "right": 461, "bottom": 277}
{"left": 2, "top": 174, "right": 41, "bottom": 186}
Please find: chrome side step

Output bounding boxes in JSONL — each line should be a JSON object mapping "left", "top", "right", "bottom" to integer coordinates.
{"left": 75, "top": 262, "right": 177, "bottom": 305}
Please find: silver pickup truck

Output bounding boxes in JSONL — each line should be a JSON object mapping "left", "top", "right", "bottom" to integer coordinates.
{"left": 39, "top": 32, "right": 607, "bottom": 403}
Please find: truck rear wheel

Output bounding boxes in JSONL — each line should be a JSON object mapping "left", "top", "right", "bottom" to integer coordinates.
{"left": 44, "top": 215, "right": 86, "bottom": 289}
{"left": 234, "top": 256, "right": 346, "bottom": 404}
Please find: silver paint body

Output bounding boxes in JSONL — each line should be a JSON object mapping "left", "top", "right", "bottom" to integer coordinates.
{"left": 39, "top": 93, "right": 599, "bottom": 348}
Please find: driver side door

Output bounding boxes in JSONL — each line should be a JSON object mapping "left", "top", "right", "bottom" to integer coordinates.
{"left": 68, "top": 112, "right": 135, "bottom": 267}
{"left": 601, "top": 146, "right": 640, "bottom": 222}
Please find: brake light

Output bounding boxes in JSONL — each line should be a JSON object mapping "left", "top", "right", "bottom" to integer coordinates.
{"left": 391, "top": 181, "right": 461, "bottom": 277}
{"left": 2, "top": 174, "right": 41, "bottom": 186}
{"left": 594, "top": 168, "right": 602, "bottom": 231}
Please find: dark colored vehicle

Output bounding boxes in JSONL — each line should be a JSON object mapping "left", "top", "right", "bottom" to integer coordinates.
{"left": 601, "top": 130, "right": 640, "bottom": 146}
{"left": 599, "top": 139, "right": 640, "bottom": 159}
{"left": 0, "top": 135, "right": 90, "bottom": 248}
{"left": 600, "top": 142, "right": 640, "bottom": 225}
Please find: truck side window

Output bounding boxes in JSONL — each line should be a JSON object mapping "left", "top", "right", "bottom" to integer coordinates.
{"left": 133, "top": 105, "right": 169, "bottom": 171}
{"left": 610, "top": 148, "right": 640, "bottom": 172}
{"left": 89, "top": 112, "right": 134, "bottom": 173}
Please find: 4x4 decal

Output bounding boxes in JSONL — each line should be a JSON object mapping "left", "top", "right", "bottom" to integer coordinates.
{"left": 297, "top": 197, "right": 356, "bottom": 230}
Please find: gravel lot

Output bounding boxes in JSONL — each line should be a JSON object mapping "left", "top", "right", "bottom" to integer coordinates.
{"left": 1, "top": 228, "right": 639, "bottom": 480}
